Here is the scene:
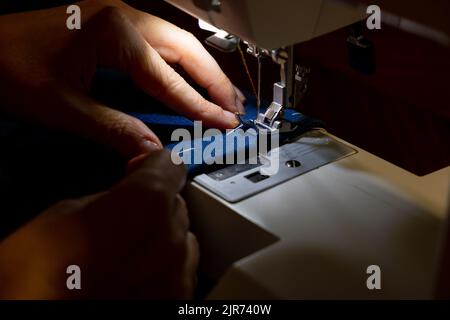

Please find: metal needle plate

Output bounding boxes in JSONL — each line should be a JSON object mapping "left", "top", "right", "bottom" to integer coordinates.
{"left": 193, "top": 130, "right": 356, "bottom": 203}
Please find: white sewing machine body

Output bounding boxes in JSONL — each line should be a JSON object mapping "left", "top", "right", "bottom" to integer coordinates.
{"left": 186, "top": 131, "right": 448, "bottom": 299}
{"left": 163, "top": 0, "right": 449, "bottom": 299}
{"left": 166, "top": 0, "right": 366, "bottom": 49}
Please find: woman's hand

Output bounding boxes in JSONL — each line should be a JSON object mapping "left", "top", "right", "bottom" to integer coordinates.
{"left": 0, "top": 0, "right": 244, "bottom": 158}
{"left": 0, "top": 150, "right": 199, "bottom": 299}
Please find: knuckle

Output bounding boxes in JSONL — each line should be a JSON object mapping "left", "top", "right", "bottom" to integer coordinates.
{"left": 181, "top": 30, "right": 198, "bottom": 43}
{"left": 169, "top": 220, "right": 192, "bottom": 252}
{"left": 97, "top": 6, "right": 126, "bottom": 24}
{"left": 197, "top": 100, "right": 219, "bottom": 120}
{"left": 126, "top": 152, "right": 185, "bottom": 191}
{"left": 107, "top": 115, "right": 131, "bottom": 137}
{"left": 216, "top": 71, "right": 230, "bottom": 87}
{"left": 156, "top": 73, "right": 185, "bottom": 100}
{"left": 101, "top": 113, "right": 137, "bottom": 144}
{"left": 189, "top": 232, "right": 199, "bottom": 251}
{"left": 105, "top": 113, "right": 146, "bottom": 139}
{"left": 177, "top": 200, "right": 190, "bottom": 231}
{"left": 147, "top": 179, "right": 170, "bottom": 198}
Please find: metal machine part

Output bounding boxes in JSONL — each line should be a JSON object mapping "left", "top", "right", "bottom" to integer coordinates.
{"left": 248, "top": 45, "right": 309, "bottom": 133}
{"left": 205, "top": 31, "right": 239, "bottom": 53}
{"left": 195, "top": 8, "right": 314, "bottom": 132}
{"left": 175, "top": 0, "right": 364, "bottom": 131}
{"left": 294, "top": 65, "right": 311, "bottom": 105}
{"left": 194, "top": 130, "right": 356, "bottom": 202}
{"left": 197, "top": 22, "right": 300, "bottom": 130}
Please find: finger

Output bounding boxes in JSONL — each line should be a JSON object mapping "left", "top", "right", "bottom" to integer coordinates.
{"left": 81, "top": 1, "right": 242, "bottom": 115}
{"left": 120, "top": 152, "right": 188, "bottom": 230}
{"left": 116, "top": 3, "right": 243, "bottom": 114}
{"left": 180, "top": 232, "right": 200, "bottom": 299}
{"left": 147, "top": 28, "right": 244, "bottom": 114}
{"left": 89, "top": 151, "right": 187, "bottom": 231}
{"left": 52, "top": 87, "right": 163, "bottom": 159}
{"left": 163, "top": 194, "right": 190, "bottom": 261}
{"left": 90, "top": 7, "right": 239, "bottom": 129}
{"left": 173, "top": 194, "right": 189, "bottom": 234}
{"left": 233, "top": 85, "right": 247, "bottom": 104}
{"left": 120, "top": 150, "right": 187, "bottom": 197}
{"left": 135, "top": 48, "right": 240, "bottom": 128}
{"left": 92, "top": 8, "right": 238, "bottom": 128}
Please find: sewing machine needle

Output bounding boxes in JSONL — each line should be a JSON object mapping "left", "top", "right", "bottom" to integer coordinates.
{"left": 257, "top": 55, "right": 261, "bottom": 119}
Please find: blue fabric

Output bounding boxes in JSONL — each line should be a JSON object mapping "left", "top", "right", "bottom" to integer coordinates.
{"left": 129, "top": 94, "right": 316, "bottom": 129}
{"left": 88, "top": 69, "right": 324, "bottom": 168}
{"left": 0, "top": 69, "right": 324, "bottom": 237}
{"left": 128, "top": 93, "right": 324, "bottom": 175}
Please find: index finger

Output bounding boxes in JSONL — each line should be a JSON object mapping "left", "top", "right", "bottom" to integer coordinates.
{"left": 89, "top": 7, "right": 240, "bottom": 129}
{"left": 120, "top": 4, "right": 244, "bottom": 114}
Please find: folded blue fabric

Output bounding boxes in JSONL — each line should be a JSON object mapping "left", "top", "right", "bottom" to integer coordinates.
{"left": 128, "top": 94, "right": 324, "bottom": 175}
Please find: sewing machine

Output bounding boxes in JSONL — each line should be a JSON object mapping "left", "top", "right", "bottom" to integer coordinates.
{"left": 164, "top": 0, "right": 449, "bottom": 299}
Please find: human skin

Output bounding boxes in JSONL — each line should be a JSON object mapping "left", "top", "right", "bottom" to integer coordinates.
{"left": 0, "top": 0, "right": 245, "bottom": 299}
{"left": 0, "top": 0, "right": 245, "bottom": 158}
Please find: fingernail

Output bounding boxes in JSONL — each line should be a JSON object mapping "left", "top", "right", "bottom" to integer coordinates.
{"left": 142, "top": 140, "right": 162, "bottom": 153}
{"left": 224, "top": 110, "right": 240, "bottom": 128}
{"left": 235, "top": 97, "right": 246, "bottom": 115}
